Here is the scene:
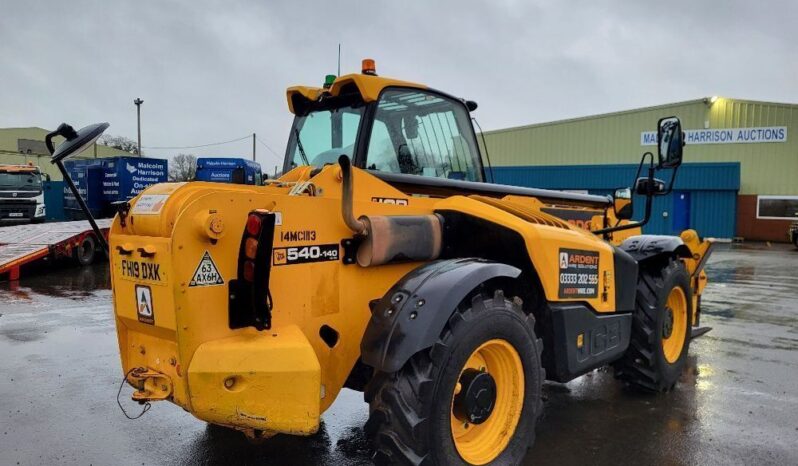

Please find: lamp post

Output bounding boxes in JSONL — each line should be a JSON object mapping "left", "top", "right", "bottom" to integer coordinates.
{"left": 134, "top": 98, "right": 143, "bottom": 156}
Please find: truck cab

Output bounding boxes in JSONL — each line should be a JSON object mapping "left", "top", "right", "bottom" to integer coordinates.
{"left": 0, "top": 163, "right": 47, "bottom": 223}
{"left": 195, "top": 157, "right": 263, "bottom": 185}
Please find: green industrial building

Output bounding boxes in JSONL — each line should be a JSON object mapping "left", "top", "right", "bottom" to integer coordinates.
{"left": 483, "top": 97, "right": 798, "bottom": 242}
{"left": 0, "top": 127, "right": 130, "bottom": 181}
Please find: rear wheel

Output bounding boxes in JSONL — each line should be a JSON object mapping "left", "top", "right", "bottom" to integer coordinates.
{"left": 364, "top": 290, "right": 543, "bottom": 465}
{"left": 75, "top": 235, "right": 97, "bottom": 266}
{"left": 615, "top": 258, "right": 692, "bottom": 391}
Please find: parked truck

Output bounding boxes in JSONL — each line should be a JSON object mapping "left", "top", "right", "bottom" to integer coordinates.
{"left": 0, "top": 163, "right": 48, "bottom": 223}
{"left": 195, "top": 157, "right": 263, "bottom": 185}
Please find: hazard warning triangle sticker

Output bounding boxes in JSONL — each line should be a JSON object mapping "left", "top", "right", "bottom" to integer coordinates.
{"left": 189, "top": 251, "right": 225, "bottom": 287}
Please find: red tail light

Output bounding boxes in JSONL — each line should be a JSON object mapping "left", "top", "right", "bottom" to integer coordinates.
{"left": 246, "top": 214, "right": 262, "bottom": 237}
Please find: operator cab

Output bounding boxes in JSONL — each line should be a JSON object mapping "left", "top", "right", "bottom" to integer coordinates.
{"left": 284, "top": 61, "right": 485, "bottom": 183}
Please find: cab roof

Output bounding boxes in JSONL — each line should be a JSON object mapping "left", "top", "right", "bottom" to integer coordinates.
{"left": 286, "top": 72, "right": 427, "bottom": 114}
{"left": 0, "top": 164, "right": 39, "bottom": 173}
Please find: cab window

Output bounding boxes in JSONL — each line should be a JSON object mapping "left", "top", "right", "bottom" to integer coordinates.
{"left": 365, "top": 89, "right": 482, "bottom": 181}
{"left": 288, "top": 105, "right": 364, "bottom": 168}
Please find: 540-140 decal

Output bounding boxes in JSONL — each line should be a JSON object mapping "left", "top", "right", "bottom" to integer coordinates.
{"left": 273, "top": 244, "right": 339, "bottom": 266}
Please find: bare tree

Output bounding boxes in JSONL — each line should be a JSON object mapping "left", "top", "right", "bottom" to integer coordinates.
{"left": 169, "top": 154, "right": 197, "bottom": 181}
{"left": 98, "top": 134, "right": 139, "bottom": 155}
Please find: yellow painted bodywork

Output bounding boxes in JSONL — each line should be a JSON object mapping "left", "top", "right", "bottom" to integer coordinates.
{"left": 680, "top": 229, "right": 713, "bottom": 325}
{"left": 109, "top": 166, "right": 713, "bottom": 436}
{"left": 108, "top": 65, "right": 716, "bottom": 436}
{"left": 110, "top": 163, "right": 625, "bottom": 434}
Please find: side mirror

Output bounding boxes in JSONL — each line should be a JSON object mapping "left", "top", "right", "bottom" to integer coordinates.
{"left": 635, "top": 177, "right": 667, "bottom": 196}
{"left": 612, "top": 187, "right": 633, "bottom": 220}
{"left": 46, "top": 122, "right": 110, "bottom": 162}
{"left": 657, "top": 116, "right": 683, "bottom": 169}
{"left": 402, "top": 115, "right": 419, "bottom": 139}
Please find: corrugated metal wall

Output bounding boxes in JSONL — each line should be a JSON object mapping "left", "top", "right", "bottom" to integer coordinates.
{"left": 492, "top": 163, "right": 739, "bottom": 238}
{"left": 483, "top": 98, "right": 797, "bottom": 195}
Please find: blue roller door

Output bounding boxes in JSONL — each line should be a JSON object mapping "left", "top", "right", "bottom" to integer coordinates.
{"left": 492, "top": 163, "right": 739, "bottom": 238}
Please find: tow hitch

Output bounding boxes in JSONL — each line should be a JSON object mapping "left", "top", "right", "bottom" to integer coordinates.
{"left": 127, "top": 367, "right": 173, "bottom": 402}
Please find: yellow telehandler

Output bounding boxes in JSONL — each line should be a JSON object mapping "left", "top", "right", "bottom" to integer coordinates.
{"left": 49, "top": 59, "right": 712, "bottom": 465}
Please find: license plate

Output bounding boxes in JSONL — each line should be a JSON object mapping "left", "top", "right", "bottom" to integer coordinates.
{"left": 8, "top": 212, "right": 23, "bottom": 217}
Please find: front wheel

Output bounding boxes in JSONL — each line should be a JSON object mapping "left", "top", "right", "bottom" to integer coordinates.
{"left": 365, "top": 290, "right": 544, "bottom": 465}
{"left": 614, "top": 258, "right": 692, "bottom": 391}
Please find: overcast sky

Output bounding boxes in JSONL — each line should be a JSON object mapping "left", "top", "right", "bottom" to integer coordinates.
{"left": 1, "top": 0, "right": 795, "bottom": 171}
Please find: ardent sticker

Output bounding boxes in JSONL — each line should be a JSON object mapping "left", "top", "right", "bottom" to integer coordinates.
{"left": 558, "top": 248, "right": 599, "bottom": 299}
{"left": 132, "top": 194, "right": 169, "bottom": 215}
{"left": 136, "top": 285, "right": 155, "bottom": 325}
{"left": 189, "top": 251, "right": 224, "bottom": 287}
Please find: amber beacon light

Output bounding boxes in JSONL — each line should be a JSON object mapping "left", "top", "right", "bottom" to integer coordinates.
{"left": 362, "top": 58, "right": 377, "bottom": 75}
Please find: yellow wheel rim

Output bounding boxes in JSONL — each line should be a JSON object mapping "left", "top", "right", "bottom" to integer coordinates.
{"left": 450, "top": 339, "right": 524, "bottom": 465}
{"left": 662, "top": 287, "right": 688, "bottom": 363}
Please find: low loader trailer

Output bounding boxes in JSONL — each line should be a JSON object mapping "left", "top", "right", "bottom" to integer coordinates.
{"left": 0, "top": 219, "right": 109, "bottom": 280}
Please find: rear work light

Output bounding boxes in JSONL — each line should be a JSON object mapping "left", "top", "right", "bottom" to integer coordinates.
{"left": 229, "top": 210, "right": 276, "bottom": 330}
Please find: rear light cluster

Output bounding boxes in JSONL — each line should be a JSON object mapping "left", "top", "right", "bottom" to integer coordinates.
{"left": 229, "top": 209, "right": 276, "bottom": 330}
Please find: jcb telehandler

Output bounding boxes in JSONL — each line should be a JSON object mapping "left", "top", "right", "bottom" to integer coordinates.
{"left": 50, "top": 59, "right": 712, "bottom": 465}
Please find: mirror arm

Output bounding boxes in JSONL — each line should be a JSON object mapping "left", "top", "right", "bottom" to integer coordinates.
{"left": 660, "top": 164, "right": 680, "bottom": 196}
{"left": 45, "top": 123, "right": 109, "bottom": 257}
{"left": 595, "top": 155, "right": 655, "bottom": 236}
{"left": 44, "top": 131, "right": 57, "bottom": 155}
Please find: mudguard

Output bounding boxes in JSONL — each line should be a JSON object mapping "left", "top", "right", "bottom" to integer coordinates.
{"left": 360, "top": 258, "right": 521, "bottom": 373}
{"left": 620, "top": 234, "right": 692, "bottom": 263}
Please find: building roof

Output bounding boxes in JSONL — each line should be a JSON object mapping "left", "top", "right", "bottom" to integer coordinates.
{"left": 0, "top": 126, "right": 130, "bottom": 158}
{"left": 485, "top": 97, "right": 798, "bottom": 136}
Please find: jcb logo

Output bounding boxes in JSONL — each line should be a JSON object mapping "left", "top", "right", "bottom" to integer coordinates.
{"left": 576, "top": 322, "right": 621, "bottom": 362}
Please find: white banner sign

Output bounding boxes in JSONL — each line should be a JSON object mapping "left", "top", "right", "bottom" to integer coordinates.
{"left": 641, "top": 126, "right": 787, "bottom": 146}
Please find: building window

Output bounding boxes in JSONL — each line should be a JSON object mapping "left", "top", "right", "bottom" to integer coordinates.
{"left": 756, "top": 195, "right": 798, "bottom": 220}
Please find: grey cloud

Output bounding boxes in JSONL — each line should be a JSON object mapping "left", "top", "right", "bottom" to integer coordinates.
{"left": 1, "top": 0, "right": 795, "bottom": 167}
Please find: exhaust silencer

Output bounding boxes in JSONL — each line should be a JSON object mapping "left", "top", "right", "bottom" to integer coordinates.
{"left": 338, "top": 155, "right": 443, "bottom": 267}
{"left": 357, "top": 214, "right": 442, "bottom": 267}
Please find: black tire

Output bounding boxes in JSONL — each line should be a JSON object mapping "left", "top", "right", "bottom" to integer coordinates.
{"left": 364, "top": 290, "right": 544, "bottom": 466}
{"left": 614, "top": 258, "right": 692, "bottom": 392}
{"left": 75, "top": 235, "right": 97, "bottom": 266}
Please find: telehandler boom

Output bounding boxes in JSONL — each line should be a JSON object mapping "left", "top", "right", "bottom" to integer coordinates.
{"left": 53, "top": 59, "right": 712, "bottom": 465}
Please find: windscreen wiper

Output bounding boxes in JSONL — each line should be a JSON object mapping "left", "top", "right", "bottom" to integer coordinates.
{"left": 294, "top": 128, "right": 310, "bottom": 166}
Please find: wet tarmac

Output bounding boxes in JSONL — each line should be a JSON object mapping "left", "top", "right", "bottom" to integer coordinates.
{"left": 1, "top": 245, "right": 797, "bottom": 465}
